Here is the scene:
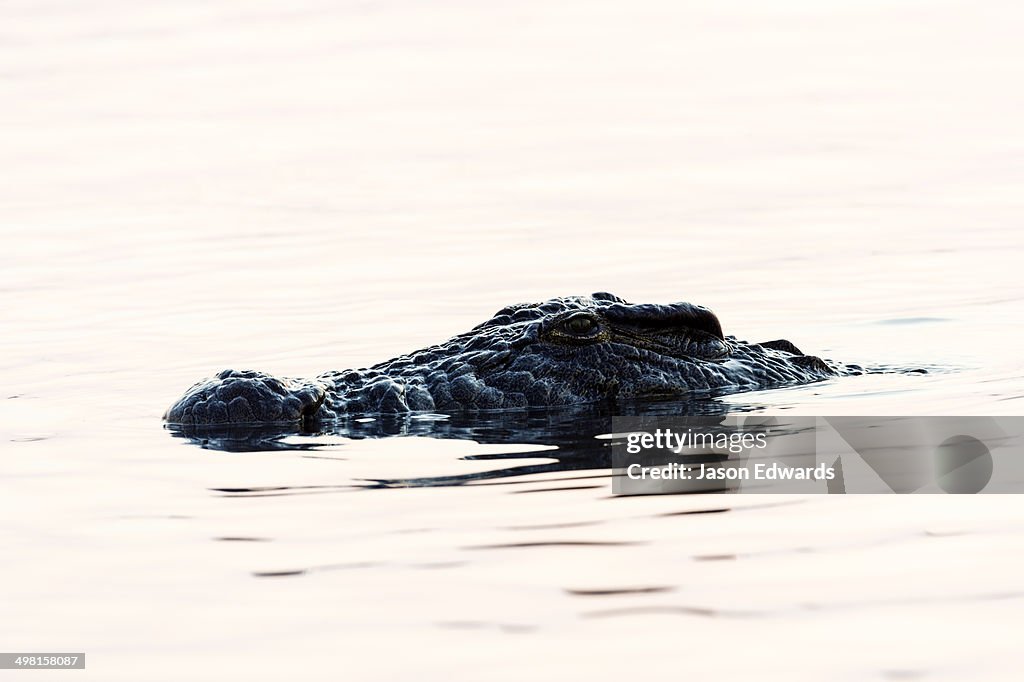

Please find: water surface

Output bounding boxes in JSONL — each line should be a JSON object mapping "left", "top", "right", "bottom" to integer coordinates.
{"left": 3, "top": 0, "right": 1024, "bottom": 679}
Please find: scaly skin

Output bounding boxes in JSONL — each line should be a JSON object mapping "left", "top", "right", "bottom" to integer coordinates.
{"left": 164, "top": 292, "right": 851, "bottom": 425}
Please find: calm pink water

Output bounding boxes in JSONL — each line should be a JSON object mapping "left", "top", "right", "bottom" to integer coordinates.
{"left": 3, "top": 0, "right": 1024, "bottom": 679}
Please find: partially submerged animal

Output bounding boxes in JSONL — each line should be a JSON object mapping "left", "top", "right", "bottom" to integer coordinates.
{"left": 165, "top": 292, "right": 851, "bottom": 425}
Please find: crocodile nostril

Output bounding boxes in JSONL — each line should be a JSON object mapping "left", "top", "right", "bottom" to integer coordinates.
{"left": 299, "top": 391, "right": 326, "bottom": 420}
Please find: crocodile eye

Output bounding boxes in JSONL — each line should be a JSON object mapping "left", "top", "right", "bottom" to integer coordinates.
{"left": 562, "top": 315, "right": 598, "bottom": 336}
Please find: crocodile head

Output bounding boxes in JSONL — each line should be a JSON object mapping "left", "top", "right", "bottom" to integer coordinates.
{"left": 165, "top": 292, "right": 841, "bottom": 424}
{"left": 318, "top": 292, "right": 838, "bottom": 415}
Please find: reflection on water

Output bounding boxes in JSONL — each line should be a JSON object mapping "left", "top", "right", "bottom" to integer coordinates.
{"left": 167, "top": 397, "right": 757, "bottom": 488}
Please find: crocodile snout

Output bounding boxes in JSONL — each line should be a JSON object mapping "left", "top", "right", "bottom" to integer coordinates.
{"left": 164, "top": 369, "right": 326, "bottom": 425}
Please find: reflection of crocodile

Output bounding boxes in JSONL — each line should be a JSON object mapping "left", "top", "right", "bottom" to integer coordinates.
{"left": 165, "top": 292, "right": 855, "bottom": 425}
{"left": 167, "top": 399, "right": 742, "bottom": 488}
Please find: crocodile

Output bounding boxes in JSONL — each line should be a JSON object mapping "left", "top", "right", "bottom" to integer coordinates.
{"left": 164, "top": 292, "right": 852, "bottom": 425}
